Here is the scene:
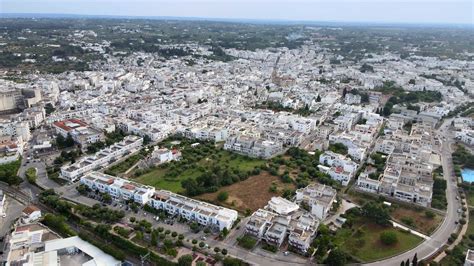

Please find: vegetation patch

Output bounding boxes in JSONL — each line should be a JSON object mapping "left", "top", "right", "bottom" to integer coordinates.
{"left": 0, "top": 159, "right": 22, "bottom": 185}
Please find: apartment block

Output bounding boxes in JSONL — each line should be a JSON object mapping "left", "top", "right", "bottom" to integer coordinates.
{"left": 80, "top": 172, "right": 238, "bottom": 231}
{"left": 80, "top": 171, "right": 155, "bottom": 205}
{"left": 224, "top": 135, "right": 283, "bottom": 159}
{"left": 61, "top": 135, "right": 142, "bottom": 181}
{"left": 295, "top": 184, "right": 336, "bottom": 220}
{"left": 319, "top": 151, "right": 358, "bottom": 186}
{"left": 150, "top": 190, "right": 238, "bottom": 231}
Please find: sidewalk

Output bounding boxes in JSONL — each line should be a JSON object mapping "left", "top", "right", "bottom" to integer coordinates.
{"left": 391, "top": 220, "right": 431, "bottom": 240}
{"left": 432, "top": 200, "right": 469, "bottom": 263}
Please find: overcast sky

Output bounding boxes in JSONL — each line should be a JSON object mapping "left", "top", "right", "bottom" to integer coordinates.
{"left": 1, "top": 0, "right": 473, "bottom": 25}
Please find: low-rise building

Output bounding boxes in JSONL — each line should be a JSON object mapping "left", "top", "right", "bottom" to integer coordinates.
{"left": 319, "top": 151, "right": 358, "bottom": 186}
{"left": 53, "top": 118, "right": 104, "bottom": 148}
{"left": 4, "top": 223, "right": 121, "bottom": 266}
{"left": 295, "top": 183, "right": 336, "bottom": 220}
{"left": 22, "top": 205, "right": 42, "bottom": 224}
{"left": 224, "top": 136, "right": 283, "bottom": 159}
{"left": 81, "top": 172, "right": 238, "bottom": 231}
{"left": 150, "top": 190, "right": 238, "bottom": 231}
{"left": 61, "top": 135, "right": 142, "bottom": 181}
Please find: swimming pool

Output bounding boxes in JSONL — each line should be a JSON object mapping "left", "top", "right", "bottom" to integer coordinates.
{"left": 462, "top": 168, "right": 474, "bottom": 183}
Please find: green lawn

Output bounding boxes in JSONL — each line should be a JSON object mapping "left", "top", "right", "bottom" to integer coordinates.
{"left": 337, "top": 220, "right": 423, "bottom": 262}
{"left": 467, "top": 191, "right": 474, "bottom": 207}
{"left": 134, "top": 149, "right": 265, "bottom": 193}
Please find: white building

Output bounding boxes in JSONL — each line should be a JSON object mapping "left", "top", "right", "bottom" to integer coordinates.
{"left": 81, "top": 172, "right": 238, "bottom": 231}
{"left": 22, "top": 205, "right": 42, "bottom": 224}
{"left": 266, "top": 197, "right": 299, "bottom": 215}
{"left": 81, "top": 171, "right": 155, "bottom": 205}
{"left": 295, "top": 184, "right": 336, "bottom": 220}
{"left": 319, "top": 151, "right": 358, "bottom": 186}
{"left": 61, "top": 135, "right": 142, "bottom": 181}
{"left": 150, "top": 190, "right": 238, "bottom": 231}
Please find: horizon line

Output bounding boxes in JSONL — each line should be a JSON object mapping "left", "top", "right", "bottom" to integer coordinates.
{"left": 1, "top": 12, "right": 473, "bottom": 28}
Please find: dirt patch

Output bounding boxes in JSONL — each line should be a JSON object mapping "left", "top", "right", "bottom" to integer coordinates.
{"left": 195, "top": 172, "right": 295, "bottom": 213}
{"left": 391, "top": 207, "right": 444, "bottom": 235}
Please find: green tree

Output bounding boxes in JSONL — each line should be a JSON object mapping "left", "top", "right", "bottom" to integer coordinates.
{"left": 325, "top": 249, "right": 347, "bottom": 266}
{"left": 380, "top": 231, "right": 398, "bottom": 245}
{"left": 361, "top": 202, "right": 391, "bottom": 226}
{"left": 178, "top": 254, "right": 193, "bottom": 266}
{"left": 217, "top": 191, "right": 229, "bottom": 202}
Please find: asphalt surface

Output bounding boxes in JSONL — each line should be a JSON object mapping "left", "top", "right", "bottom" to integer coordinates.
{"left": 368, "top": 119, "right": 461, "bottom": 266}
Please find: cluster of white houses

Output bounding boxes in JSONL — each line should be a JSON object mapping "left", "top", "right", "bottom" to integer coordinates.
{"left": 318, "top": 151, "right": 359, "bottom": 186}
{"left": 80, "top": 171, "right": 238, "bottom": 231}
{"left": 356, "top": 120, "right": 438, "bottom": 207}
{"left": 245, "top": 183, "right": 336, "bottom": 253}
{"left": 60, "top": 135, "right": 143, "bottom": 181}
{"left": 224, "top": 135, "right": 284, "bottom": 159}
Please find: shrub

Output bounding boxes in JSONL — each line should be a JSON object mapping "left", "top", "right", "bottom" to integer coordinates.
{"left": 171, "top": 231, "right": 178, "bottom": 238}
{"left": 237, "top": 235, "right": 257, "bottom": 250}
{"left": 380, "top": 231, "right": 398, "bottom": 245}
{"left": 199, "top": 241, "right": 205, "bottom": 248}
{"left": 425, "top": 210, "right": 435, "bottom": 219}
{"left": 214, "top": 247, "right": 221, "bottom": 253}
{"left": 217, "top": 191, "right": 229, "bottom": 202}
{"left": 401, "top": 217, "right": 414, "bottom": 227}
{"left": 221, "top": 248, "right": 228, "bottom": 255}
{"left": 192, "top": 239, "right": 198, "bottom": 244}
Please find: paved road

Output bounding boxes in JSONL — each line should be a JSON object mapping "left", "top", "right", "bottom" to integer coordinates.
{"left": 368, "top": 119, "right": 461, "bottom": 266}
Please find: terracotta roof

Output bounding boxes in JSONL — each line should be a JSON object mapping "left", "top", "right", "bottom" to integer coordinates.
{"left": 23, "top": 205, "right": 40, "bottom": 215}
{"left": 53, "top": 119, "right": 88, "bottom": 132}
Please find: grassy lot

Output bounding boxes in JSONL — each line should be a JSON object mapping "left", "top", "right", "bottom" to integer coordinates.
{"left": 105, "top": 153, "right": 142, "bottom": 177}
{"left": 391, "top": 207, "right": 444, "bottom": 235}
{"left": 336, "top": 220, "right": 423, "bottom": 262}
{"left": 134, "top": 147, "right": 265, "bottom": 193}
{"left": 466, "top": 190, "right": 474, "bottom": 207}
{"left": 196, "top": 172, "right": 295, "bottom": 213}
{"left": 347, "top": 189, "right": 444, "bottom": 235}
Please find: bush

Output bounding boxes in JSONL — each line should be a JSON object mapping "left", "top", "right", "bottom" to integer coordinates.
{"left": 221, "top": 248, "right": 228, "bottom": 255}
{"left": 214, "top": 247, "right": 221, "bottom": 253}
{"left": 192, "top": 239, "right": 198, "bottom": 245}
{"left": 237, "top": 235, "right": 257, "bottom": 250}
{"left": 425, "top": 210, "right": 435, "bottom": 219}
{"left": 217, "top": 191, "right": 229, "bottom": 202}
{"left": 178, "top": 254, "right": 193, "bottom": 266}
{"left": 401, "top": 217, "right": 414, "bottom": 227}
{"left": 171, "top": 231, "right": 178, "bottom": 238}
{"left": 380, "top": 231, "right": 398, "bottom": 245}
{"left": 199, "top": 241, "right": 205, "bottom": 248}
{"left": 25, "top": 167, "right": 37, "bottom": 184}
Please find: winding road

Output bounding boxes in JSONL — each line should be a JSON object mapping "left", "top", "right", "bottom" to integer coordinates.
{"left": 368, "top": 119, "right": 461, "bottom": 266}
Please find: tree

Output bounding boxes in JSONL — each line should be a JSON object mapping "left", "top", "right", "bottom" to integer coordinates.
{"left": 25, "top": 167, "right": 37, "bottom": 184}
{"left": 316, "top": 95, "right": 321, "bottom": 102}
{"left": 361, "top": 202, "right": 391, "bottom": 226}
{"left": 217, "top": 191, "right": 229, "bottom": 202}
{"left": 221, "top": 248, "right": 228, "bottom": 255}
{"left": 413, "top": 253, "right": 418, "bottom": 266}
{"left": 326, "top": 249, "right": 347, "bottom": 266}
{"left": 406, "top": 259, "right": 410, "bottom": 266}
{"left": 65, "top": 133, "right": 75, "bottom": 147}
{"left": 401, "top": 261, "right": 405, "bottom": 266}
{"left": 380, "top": 231, "right": 398, "bottom": 245}
{"left": 178, "top": 254, "right": 193, "bottom": 266}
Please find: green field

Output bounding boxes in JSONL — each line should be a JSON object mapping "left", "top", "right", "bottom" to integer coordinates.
{"left": 134, "top": 147, "right": 265, "bottom": 193}
{"left": 336, "top": 220, "right": 423, "bottom": 262}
